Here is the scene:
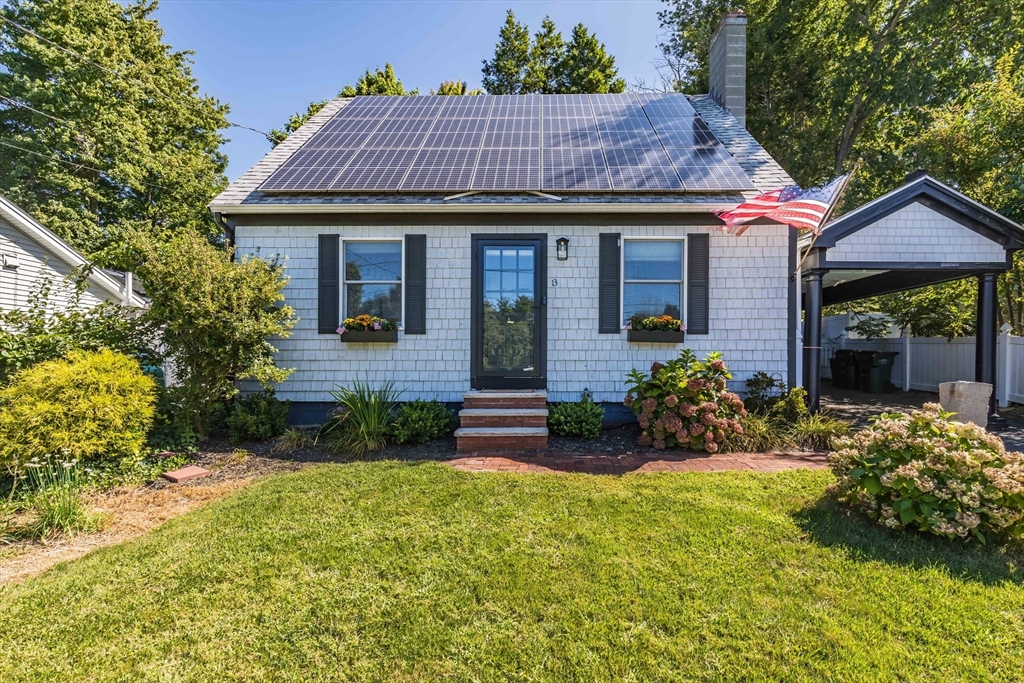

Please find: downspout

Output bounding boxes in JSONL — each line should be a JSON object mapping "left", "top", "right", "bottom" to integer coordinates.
{"left": 213, "top": 211, "right": 236, "bottom": 262}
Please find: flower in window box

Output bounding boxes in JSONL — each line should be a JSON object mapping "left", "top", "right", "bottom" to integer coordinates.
{"left": 629, "top": 313, "right": 685, "bottom": 332}
{"left": 341, "top": 315, "right": 397, "bottom": 332}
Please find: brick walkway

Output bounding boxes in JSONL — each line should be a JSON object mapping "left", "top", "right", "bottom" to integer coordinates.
{"left": 449, "top": 450, "right": 828, "bottom": 474}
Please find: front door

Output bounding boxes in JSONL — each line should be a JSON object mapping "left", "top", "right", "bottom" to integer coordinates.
{"left": 471, "top": 235, "right": 546, "bottom": 390}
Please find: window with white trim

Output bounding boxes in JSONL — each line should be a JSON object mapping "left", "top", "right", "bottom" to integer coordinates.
{"left": 343, "top": 240, "right": 403, "bottom": 324}
{"left": 622, "top": 239, "right": 685, "bottom": 326}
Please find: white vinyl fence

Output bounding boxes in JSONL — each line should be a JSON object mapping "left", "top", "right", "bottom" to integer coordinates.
{"left": 821, "top": 316, "right": 1024, "bottom": 407}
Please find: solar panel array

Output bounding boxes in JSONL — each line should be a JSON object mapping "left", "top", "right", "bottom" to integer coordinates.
{"left": 260, "top": 93, "right": 755, "bottom": 193}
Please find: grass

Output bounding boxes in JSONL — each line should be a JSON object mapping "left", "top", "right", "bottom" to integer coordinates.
{"left": 1, "top": 463, "right": 1022, "bottom": 681}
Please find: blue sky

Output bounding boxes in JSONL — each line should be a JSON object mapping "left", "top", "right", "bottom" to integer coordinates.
{"left": 151, "top": 0, "right": 666, "bottom": 180}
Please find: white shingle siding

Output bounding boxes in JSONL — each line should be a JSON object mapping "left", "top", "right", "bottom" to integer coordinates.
{"left": 827, "top": 202, "right": 1006, "bottom": 264}
{"left": 236, "top": 223, "right": 790, "bottom": 403}
{"left": 0, "top": 217, "right": 104, "bottom": 313}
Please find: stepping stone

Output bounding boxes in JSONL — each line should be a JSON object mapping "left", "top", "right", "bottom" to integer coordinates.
{"left": 162, "top": 465, "right": 211, "bottom": 483}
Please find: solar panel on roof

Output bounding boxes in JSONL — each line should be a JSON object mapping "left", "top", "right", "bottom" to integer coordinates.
{"left": 258, "top": 93, "right": 754, "bottom": 193}
{"left": 401, "top": 148, "right": 477, "bottom": 190}
{"left": 472, "top": 149, "right": 540, "bottom": 190}
{"left": 542, "top": 148, "right": 612, "bottom": 190}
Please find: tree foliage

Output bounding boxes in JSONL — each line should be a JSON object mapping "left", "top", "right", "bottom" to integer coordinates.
{"left": 431, "top": 80, "right": 483, "bottom": 96}
{"left": 0, "top": 0, "right": 230, "bottom": 254}
{"left": 131, "top": 230, "right": 297, "bottom": 436}
{"left": 271, "top": 63, "right": 416, "bottom": 147}
{"left": 482, "top": 10, "right": 625, "bottom": 94}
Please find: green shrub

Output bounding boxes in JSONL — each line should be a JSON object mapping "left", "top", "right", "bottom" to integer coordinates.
{"left": 743, "top": 371, "right": 787, "bottom": 414}
{"left": 390, "top": 399, "right": 455, "bottom": 444}
{"left": 226, "top": 390, "right": 290, "bottom": 443}
{"left": 22, "top": 455, "right": 102, "bottom": 539}
{"left": 768, "top": 386, "right": 811, "bottom": 425}
{"left": 722, "top": 414, "right": 788, "bottom": 453}
{"left": 791, "top": 413, "right": 850, "bottom": 451}
{"left": 147, "top": 387, "right": 198, "bottom": 452}
{"left": 0, "top": 350, "right": 157, "bottom": 473}
{"left": 829, "top": 403, "right": 1024, "bottom": 543}
{"left": 625, "top": 350, "right": 746, "bottom": 452}
{"left": 323, "top": 381, "right": 402, "bottom": 457}
{"left": 548, "top": 397, "right": 604, "bottom": 438}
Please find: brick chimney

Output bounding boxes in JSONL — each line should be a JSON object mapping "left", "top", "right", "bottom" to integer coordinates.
{"left": 708, "top": 10, "right": 747, "bottom": 128}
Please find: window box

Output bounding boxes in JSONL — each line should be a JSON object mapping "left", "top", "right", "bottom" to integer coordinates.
{"left": 339, "top": 329, "right": 399, "bottom": 343}
{"left": 627, "top": 329, "right": 685, "bottom": 344}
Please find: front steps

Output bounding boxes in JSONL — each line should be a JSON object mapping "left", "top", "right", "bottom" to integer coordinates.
{"left": 455, "top": 390, "right": 548, "bottom": 452}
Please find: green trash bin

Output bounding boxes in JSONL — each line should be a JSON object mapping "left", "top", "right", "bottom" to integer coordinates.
{"left": 855, "top": 351, "right": 899, "bottom": 393}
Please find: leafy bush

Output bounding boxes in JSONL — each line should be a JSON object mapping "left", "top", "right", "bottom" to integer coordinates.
{"left": 722, "top": 414, "right": 787, "bottom": 453}
{"left": 791, "top": 413, "right": 850, "bottom": 450}
{"left": 22, "top": 455, "right": 101, "bottom": 539}
{"left": 0, "top": 350, "right": 157, "bottom": 474}
{"left": 323, "top": 381, "right": 402, "bottom": 457}
{"left": 743, "top": 371, "right": 787, "bottom": 414}
{"left": 226, "top": 390, "right": 290, "bottom": 443}
{"left": 548, "top": 397, "right": 604, "bottom": 438}
{"left": 0, "top": 270, "right": 157, "bottom": 382}
{"left": 628, "top": 313, "right": 684, "bottom": 332}
{"left": 272, "top": 428, "right": 314, "bottom": 454}
{"left": 829, "top": 403, "right": 1024, "bottom": 543}
{"left": 132, "top": 229, "right": 297, "bottom": 437}
{"left": 147, "top": 387, "right": 198, "bottom": 452}
{"left": 768, "top": 386, "right": 811, "bottom": 424}
{"left": 625, "top": 350, "right": 746, "bottom": 452}
{"left": 390, "top": 399, "right": 455, "bottom": 444}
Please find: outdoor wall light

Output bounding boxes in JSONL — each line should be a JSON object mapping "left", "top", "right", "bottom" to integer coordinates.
{"left": 556, "top": 237, "right": 569, "bottom": 261}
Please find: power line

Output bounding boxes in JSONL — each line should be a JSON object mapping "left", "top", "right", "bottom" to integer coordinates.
{"left": 0, "top": 95, "right": 69, "bottom": 124}
{"left": 0, "top": 15, "right": 282, "bottom": 143}
{"left": 0, "top": 139, "right": 172, "bottom": 191}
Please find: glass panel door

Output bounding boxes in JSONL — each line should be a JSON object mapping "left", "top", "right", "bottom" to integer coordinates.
{"left": 472, "top": 236, "right": 546, "bottom": 389}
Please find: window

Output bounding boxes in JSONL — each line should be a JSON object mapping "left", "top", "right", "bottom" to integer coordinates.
{"left": 343, "top": 241, "right": 402, "bottom": 324}
{"left": 622, "top": 239, "right": 684, "bottom": 326}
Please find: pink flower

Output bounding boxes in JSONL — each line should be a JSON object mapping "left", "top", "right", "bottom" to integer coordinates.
{"left": 733, "top": 423, "right": 744, "bottom": 435}
{"left": 701, "top": 412, "right": 715, "bottom": 425}
{"left": 638, "top": 432, "right": 653, "bottom": 447}
{"left": 706, "top": 441, "right": 719, "bottom": 453}
{"left": 641, "top": 397, "right": 657, "bottom": 415}
{"left": 623, "top": 395, "right": 634, "bottom": 407}
{"left": 373, "top": 322, "right": 382, "bottom": 330}
{"left": 665, "top": 394, "right": 678, "bottom": 408}
{"left": 653, "top": 439, "right": 666, "bottom": 450}
{"left": 651, "top": 361, "right": 665, "bottom": 374}
{"left": 638, "top": 416, "right": 650, "bottom": 429}
{"left": 690, "top": 424, "right": 705, "bottom": 436}
{"left": 679, "top": 403, "right": 697, "bottom": 417}
{"left": 710, "top": 359, "right": 726, "bottom": 371}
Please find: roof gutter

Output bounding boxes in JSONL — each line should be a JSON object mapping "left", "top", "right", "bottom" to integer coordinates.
{"left": 209, "top": 202, "right": 740, "bottom": 216}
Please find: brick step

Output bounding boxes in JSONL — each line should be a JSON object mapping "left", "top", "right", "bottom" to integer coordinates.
{"left": 455, "top": 427, "right": 549, "bottom": 453}
{"left": 459, "top": 408, "right": 548, "bottom": 429}
{"left": 463, "top": 390, "right": 547, "bottom": 410}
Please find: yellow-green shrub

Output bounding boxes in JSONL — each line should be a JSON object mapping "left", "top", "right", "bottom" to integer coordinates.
{"left": 0, "top": 350, "right": 157, "bottom": 471}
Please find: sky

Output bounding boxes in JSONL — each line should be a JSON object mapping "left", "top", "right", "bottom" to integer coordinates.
{"left": 150, "top": 0, "right": 667, "bottom": 181}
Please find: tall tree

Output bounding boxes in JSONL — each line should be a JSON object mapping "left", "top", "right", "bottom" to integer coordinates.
{"left": 523, "top": 17, "right": 564, "bottom": 94}
{"left": 271, "top": 63, "right": 416, "bottom": 147}
{"left": 431, "top": 80, "right": 483, "bottom": 95}
{"left": 555, "top": 23, "right": 626, "bottom": 94}
{"left": 0, "top": 0, "right": 230, "bottom": 254}
{"left": 481, "top": 9, "right": 532, "bottom": 94}
{"left": 482, "top": 11, "right": 626, "bottom": 94}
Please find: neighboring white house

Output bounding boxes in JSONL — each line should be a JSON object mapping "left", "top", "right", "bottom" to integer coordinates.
{"left": 0, "top": 195, "right": 145, "bottom": 313}
{"left": 209, "top": 13, "right": 801, "bottom": 424}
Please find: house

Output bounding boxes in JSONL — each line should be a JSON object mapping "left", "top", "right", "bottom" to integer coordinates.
{"left": 0, "top": 195, "right": 145, "bottom": 313}
{"left": 210, "top": 12, "right": 801, "bottom": 444}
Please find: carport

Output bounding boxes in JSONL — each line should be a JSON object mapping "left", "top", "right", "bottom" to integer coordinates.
{"left": 800, "top": 172, "right": 1024, "bottom": 425}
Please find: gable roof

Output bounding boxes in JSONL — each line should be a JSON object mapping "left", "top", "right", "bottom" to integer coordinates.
{"left": 0, "top": 195, "right": 146, "bottom": 307}
{"left": 810, "top": 174, "right": 1024, "bottom": 250}
{"left": 210, "top": 94, "right": 793, "bottom": 213}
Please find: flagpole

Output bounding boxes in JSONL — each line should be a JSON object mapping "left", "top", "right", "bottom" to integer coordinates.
{"left": 791, "top": 158, "right": 863, "bottom": 281}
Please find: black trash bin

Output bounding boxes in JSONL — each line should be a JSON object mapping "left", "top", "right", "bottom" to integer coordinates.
{"left": 829, "top": 349, "right": 856, "bottom": 390}
{"left": 854, "top": 350, "right": 899, "bottom": 393}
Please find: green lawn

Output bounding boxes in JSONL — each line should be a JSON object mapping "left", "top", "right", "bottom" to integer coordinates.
{"left": 1, "top": 463, "right": 1022, "bottom": 681}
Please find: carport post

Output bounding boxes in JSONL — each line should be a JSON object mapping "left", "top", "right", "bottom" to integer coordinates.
{"left": 803, "top": 272, "right": 823, "bottom": 413}
{"left": 976, "top": 272, "right": 1007, "bottom": 429}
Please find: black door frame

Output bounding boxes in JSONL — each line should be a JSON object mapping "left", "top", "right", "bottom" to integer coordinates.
{"left": 470, "top": 234, "right": 547, "bottom": 390}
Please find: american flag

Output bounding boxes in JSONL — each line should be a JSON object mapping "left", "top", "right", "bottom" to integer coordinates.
{"left": 716, "top": 175, "right": 849, "bottom": 236}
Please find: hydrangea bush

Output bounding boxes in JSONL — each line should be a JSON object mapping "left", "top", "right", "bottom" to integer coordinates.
{"left": 829, "top": 403, "right": 1024, "bottom": 543}
{"left": 624, "top": 350, "right": 746, "bottom": 452}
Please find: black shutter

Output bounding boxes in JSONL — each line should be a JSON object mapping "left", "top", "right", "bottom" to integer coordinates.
{"left": 599, "top": 233, "right": 621, "bottom": 333}
{"left": 404, "top": 234, "right": 427, "bottom": 334}
{"left": 687, "top": 232, "right": 710, "bottom": 334}
{"left": 318, "top": 234, "right": 340, "bottom": 334}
